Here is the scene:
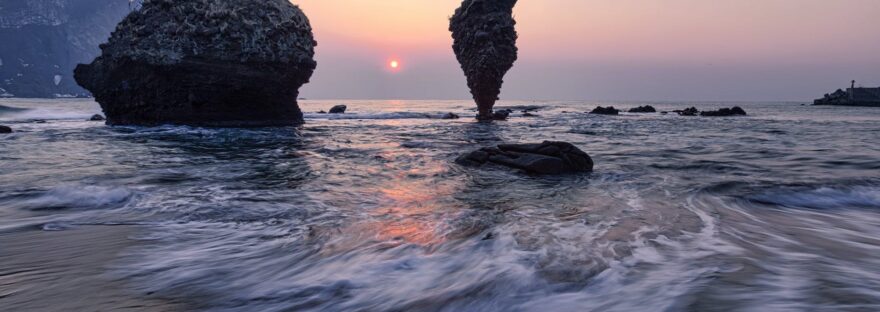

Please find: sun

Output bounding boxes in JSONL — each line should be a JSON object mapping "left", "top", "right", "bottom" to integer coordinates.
{"left": 389, "top": 60, "right": 400, "bottom": 69}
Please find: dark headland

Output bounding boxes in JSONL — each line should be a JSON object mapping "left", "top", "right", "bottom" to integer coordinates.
{"left": 814, "top": 80, "right": 880, "bottom": 107}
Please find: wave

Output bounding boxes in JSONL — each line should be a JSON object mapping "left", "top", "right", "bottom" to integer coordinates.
{"left": 304, "top": 112, "right": 460, "bottom": 120}
{"left": 748, "top": 185, "right": 880, "bottom": 210}
{"left": 0, "top": 107, "right": 96, "bottom": 122}
{"left": 10, "top": 185, "right": 133, "bottom": 211}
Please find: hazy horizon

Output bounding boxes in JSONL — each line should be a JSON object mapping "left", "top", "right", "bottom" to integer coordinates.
{"left": 294, "top": 0, "right": 880, "bottom": 102}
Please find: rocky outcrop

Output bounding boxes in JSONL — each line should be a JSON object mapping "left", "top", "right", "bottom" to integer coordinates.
{"left": 450, "top": 0, "right": 518, "bottom": 120}
{"left": 442, "top": 112, "right": 461, "bottom": 119}
{"left": 628, "top": 105, "right": 657, "bottom": 113}
{"left": 674, "top": 107, "right": 699, "bottom": 116}
{"left": 590, "top": 106, "right": 619, "bottom": 115}
{"left": 0, "top": 125, "right": 12, "bottom": 133}
{"left": 456, "top": 141, "right": 593, "bottom": 174}
{"left": 74, "top": 0, "right": 317, "bottom": 127}
{"left": 328, "top": 105, "right": 347, "bottom": 114}
{"left": 700, "top": 107, "right": 747, "bottom": 117}
{"left": 89, "top": 114, "right": 106, "bottom": 121}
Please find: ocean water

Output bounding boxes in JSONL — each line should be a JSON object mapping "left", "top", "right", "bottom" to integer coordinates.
{"left": 1, "top": 98, "right": 880, "bottom": 311}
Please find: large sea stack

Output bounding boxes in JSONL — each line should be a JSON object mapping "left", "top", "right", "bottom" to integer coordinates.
{"left": 450, "top": 0, "right": 518, "bottom": 120}
{"left": 74, "top": 0, "right": 317, "bottom": 126}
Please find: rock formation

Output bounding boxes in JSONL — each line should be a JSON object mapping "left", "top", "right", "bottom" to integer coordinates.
{"left": 590, "top": 106, "right": 620, "bottom": 115}
{"left": 628, "top": 105, "right": 657, "bottom": 113}
{"left": 674, "top": 107, "right": 699, "bottom": 116}
{"left": 456, "top": 141, "right": 593, "bottom": 174}
{"left": 328, "top": 105, "right": 347, "bottom": 114}
{"left": 0, "top": 0, "right": 130, "bottom": 98}
{"left": 0, "top": 125, "right": 12, "bottom": 133}
{"left": 450, "top": 0, "right": 518, "bottom": 120}
{"left": 700, "top": 107, "right": 747, "bottom": 117}
{"left": 74, "top": 0, "right": 317, "bottom": 126}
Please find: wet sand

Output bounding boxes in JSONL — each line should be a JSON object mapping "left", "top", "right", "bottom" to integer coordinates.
{"left": 0, "top": 225, "right": 184, "bottom": 312}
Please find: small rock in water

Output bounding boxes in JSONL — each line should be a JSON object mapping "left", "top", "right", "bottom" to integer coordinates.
{"left": 0, "top": 125, "right": 12, "bottom": 133}
{"left": 700, "top": 106, "right": 747, "bottom": 117}
{"left": 89, "top": 114, "right": 106, "bottom": 121}
{"left": 590, "top": 106, "right": 620, "bottom": 115}
{"left": 329, "top": 105, "right": 347, "bottom": 114}
{"left": 523, "top": 112, "right": 538, "bottom": 117}
{"left": 317, "top": 110, "right": 327, "bottom": 114}
{"left": 442, "top": 112, "right": 461, "bottom": 119}
{"left": 491, "top": 109, "right": 512, "bottom": 120}
{"left": 674, "top": 107, "right": 699, "bottom": 116}
{"left": 456, "top": 141, "right": 594, "bottom": 174}
{"left": 628, "top": 105, "right": 657, "bottom": 113}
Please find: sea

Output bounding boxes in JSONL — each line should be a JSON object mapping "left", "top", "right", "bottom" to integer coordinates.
{"left": 1, "top": 98, "right": 879, "bottom": 311}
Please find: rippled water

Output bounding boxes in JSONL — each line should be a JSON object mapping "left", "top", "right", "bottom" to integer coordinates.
{"left": 2, "top": 99, "right": 880, "bottom": 311}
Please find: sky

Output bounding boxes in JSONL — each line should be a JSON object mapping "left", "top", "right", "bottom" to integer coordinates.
{"left": 294, "top": 0, "right": 880, "bottom": 101}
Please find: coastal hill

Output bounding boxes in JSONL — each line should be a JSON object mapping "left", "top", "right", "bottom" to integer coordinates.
{"left": 0, "top": 0, "right": 129, "bottom": 98}
{"left": 814, "top": 81, "right": 880, "bottom": 106}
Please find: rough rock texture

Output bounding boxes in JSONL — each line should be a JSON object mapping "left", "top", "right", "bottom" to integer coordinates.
{"left": 450, "top": 0, "right": 518, "bottom": 120}
{"left": 590, "top": 106, "right": 620, "bottom": 115}
{"left": 674, "top": 107, "right": 699, "bottom": 116}
{"left": 628, "top": 105, "right": 657, "bottom": 113}
{"left": 74, "top": 0, "right": 317, "bottom": 126}
{"left": 701, "top": 107, "right": 747, "bottom": 117}
{"left": 0, "top": 125, "right": 12, "bottom": 133}
{"left": 328, "top": 105, "right": 347, "bottom": 114}
{"left": 0, "top": 0, "right": 130, "bottom": 98}
{"left": 456, "top": 141, "right": 593, "bottom": 174}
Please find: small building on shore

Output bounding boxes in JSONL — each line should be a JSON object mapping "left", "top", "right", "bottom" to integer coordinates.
{"left": 814, "top": 81, "right": 880, "bottom": 106}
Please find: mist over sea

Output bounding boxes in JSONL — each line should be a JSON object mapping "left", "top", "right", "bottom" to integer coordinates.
{"left": 2, "top": 99, "right": 880, "bottom": 311}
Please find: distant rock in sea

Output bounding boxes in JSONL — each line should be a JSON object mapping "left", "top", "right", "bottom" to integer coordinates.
{"left": 0, "top": 125, "right": 12, "bottom": 133}
{"left": 814, "top": 82, "right": 880, "bottom": 107}
{"left": 328, "top": 105, "right": 347, "bottom": 114}
{"left": 590, "top": 106, "right": 620, "bottom": 115}
{"left": 89, "top": 114, "right": 106, "bottom": 121}
{"left": 674, "top": 107, "right": 699, "bottom": 116}
{"left": 74, "top": 0, "right": 317, "bottom": 127}
{"left": 701, "top": 107, "right": 747, "bottom": 117}
{"left": 628, "top": 105, "right": 657, "bottom": 113}
{"left": 450, "top": 0, "right": 518, "bottom": 120}
{"left": 457, "top": 141, "right": 593, "bottom": 175}
{"left": 442, "top": 112, "right": 461, "bottom": 119}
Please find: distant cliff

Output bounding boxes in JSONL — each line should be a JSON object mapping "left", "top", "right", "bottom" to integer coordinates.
{"left": 0, "top": 0, "right": 130, "bottom": 98}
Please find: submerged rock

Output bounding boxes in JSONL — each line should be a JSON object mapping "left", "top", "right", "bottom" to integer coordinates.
{"left": 674, "top": 107, "right": 699, "bottom": 116}
{"left": 700, "top": 107, "right": 747, "bottom": 117}
{"left": 491, "top": 109, "right": 512, "bottom": 120}
{"left": 89, "top": 114, "right": 106, "bottom": 121}
{"left": 442, "top": 112, "right": 461, "bottom": 119}
{"left": 328, "top": 105, "right": 347, "bottom": 114}
{"left": 590, "top": 106, "right": 620, "bottom": 115}
{"left": 450, "top": 0, "right": 518, "bottom": 120}
{"left": 628, "top": 105, "right": 657, "bottom": 113}
{"left": 74, "top": 0, "right": 317, "bottom": 127}
{"left": 0, "top": 125, "right": 11, "bottom": 133}
{"left": 456, "top": 141, "right": 593, "bottom": 174}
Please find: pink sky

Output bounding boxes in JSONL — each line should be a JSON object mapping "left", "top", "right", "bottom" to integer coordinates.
{"left": 295, "top": 0, "right": 880, "bottom": 101}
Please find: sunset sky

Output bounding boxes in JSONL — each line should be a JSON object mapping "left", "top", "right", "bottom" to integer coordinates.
{"left": 295, "top": 0, "right": 880, "bottom": 101}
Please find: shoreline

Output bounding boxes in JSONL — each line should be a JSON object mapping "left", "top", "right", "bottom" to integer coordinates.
{"left": 0, "top": 225, "right": 185, "bottom": 311}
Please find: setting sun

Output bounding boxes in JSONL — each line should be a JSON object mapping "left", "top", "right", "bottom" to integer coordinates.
{"left": 389, "top": 60, "right": 400, "bottom": 69}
